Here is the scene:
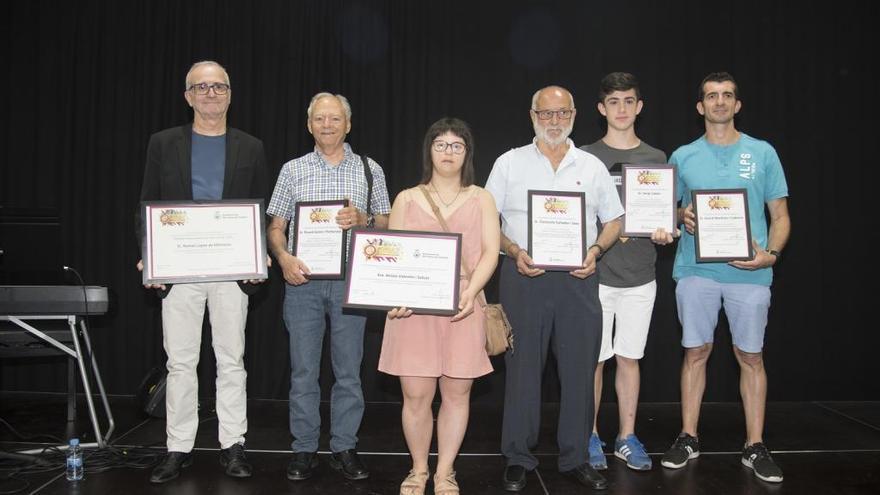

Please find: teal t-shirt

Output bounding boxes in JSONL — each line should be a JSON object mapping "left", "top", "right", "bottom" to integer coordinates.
{"left": 670, "top": 133, "right": 788, "bottom": 286}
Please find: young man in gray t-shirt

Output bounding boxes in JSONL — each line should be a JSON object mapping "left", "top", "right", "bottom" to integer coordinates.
{"left": 580, "top": 72, "right": 675, "bottom": 472}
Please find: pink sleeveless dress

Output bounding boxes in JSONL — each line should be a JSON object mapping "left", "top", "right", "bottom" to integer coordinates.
{"left": 378, "top": 195, "right": 493, "bottom": 378}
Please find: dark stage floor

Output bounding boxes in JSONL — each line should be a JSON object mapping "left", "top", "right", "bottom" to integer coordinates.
{"left": 1, "top": 393, "right": 879, "bottom": 494}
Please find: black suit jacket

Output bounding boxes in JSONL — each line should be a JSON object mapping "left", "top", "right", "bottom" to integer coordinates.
{"left": 137, "top": 123, "right": 268, "bottom": 296}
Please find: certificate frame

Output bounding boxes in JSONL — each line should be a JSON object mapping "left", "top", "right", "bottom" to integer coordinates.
{"left": 621, "top": 164, "right": 677, "bottom": 237}
{"left": 141, "top": 199, "right": 268, "bottom": 284}
{"left": 527, "top": 190, "right": 586, "bottom": 271}
{"left": 292, "top": 199, "right": 348, "bottom": 279}
{"left": 343, "top": 228, "right": 461, "bottom": 316}
{"left": 692, "top": 188, "right": 753, "bottom": 263}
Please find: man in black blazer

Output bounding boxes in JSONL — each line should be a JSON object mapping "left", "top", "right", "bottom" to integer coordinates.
{"left": 137, "top": 60, "right": 267, "bottom": 484}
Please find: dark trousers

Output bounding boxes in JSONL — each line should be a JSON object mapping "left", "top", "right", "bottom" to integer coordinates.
{"left": 499, "top": 257, "right": 602, "bottom": 471}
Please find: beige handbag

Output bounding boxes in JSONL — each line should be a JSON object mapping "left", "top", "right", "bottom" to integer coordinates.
{"left": 418, "top": 186, "right": 513, "bottom": 355}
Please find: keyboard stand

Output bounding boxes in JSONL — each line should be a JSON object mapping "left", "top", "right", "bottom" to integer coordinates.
{"left": 0, "top": 314, "right": 115, "bottom": 447}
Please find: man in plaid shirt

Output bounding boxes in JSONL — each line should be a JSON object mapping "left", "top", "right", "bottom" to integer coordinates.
{"left": 267, "top": 92, "right": 390, "bottom": 483}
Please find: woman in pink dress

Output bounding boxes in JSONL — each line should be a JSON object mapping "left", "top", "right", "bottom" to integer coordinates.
{"left": 379, "top": 118, "right": 500, "bottom": 494}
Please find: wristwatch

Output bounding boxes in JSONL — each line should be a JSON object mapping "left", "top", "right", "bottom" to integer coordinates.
{"left": 767, "top": 249, "right": 781, "bottom": 260}
{"left": 365, "top": 214, "right": 375, "bottom": 228}
{"left": 589, "top": 243, "right": 605, "bottom": 258}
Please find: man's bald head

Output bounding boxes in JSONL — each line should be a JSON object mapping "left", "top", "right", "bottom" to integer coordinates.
{"left": 531, "top": 85, "right": 575, "bottom": 111}
{"left": 530, "top": 85, "right": 576, "bottom": 147}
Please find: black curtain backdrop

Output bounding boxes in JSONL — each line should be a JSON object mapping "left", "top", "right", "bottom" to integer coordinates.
{"left": 1, "top": 1, "right": 877, "bottom": 405}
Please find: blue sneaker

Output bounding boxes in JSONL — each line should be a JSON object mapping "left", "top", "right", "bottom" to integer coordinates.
{"left": 588, "top": 432, "right": 607, "bottom": 470}
{"left": 614, "top": 434, "right": 652, "bottom": 470}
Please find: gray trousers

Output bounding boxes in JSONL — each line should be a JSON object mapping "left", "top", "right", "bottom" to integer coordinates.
{"left": 499, "top": 257, "right": 602, "bottom": 471}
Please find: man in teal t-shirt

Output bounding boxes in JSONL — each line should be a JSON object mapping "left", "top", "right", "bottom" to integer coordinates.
{"left": 660, "top": 72, "right": 791, "bottom": 484}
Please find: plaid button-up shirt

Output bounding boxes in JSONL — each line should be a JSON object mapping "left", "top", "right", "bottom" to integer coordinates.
{"left": 267, "top": 143, "right": 391, "bottom": 258}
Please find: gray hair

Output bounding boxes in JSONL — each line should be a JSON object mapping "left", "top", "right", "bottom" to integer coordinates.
{"left": 307, "top": 92, "right": 352, "bottom": 120}
{"left": 185, "top": 60, "right": 230, "bottom": 89}
{"left": 531, "top": 85, "right": 575, "bottom": 110}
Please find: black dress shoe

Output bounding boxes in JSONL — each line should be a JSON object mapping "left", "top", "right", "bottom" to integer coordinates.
{"left": 286, "top": 451, "right": 319, "bottom": 481}
{"left": 328, "top": 449, "right": 370, "bottom": 480}
{"left": 502, "top": 464, "right": 527, "bottom": 491}
{"left": 562, "top": 462, "right": 609, "bottom": 490}
{"left": 150, "top": 451, "right": 193, "bottom": 484}
{"left": 220, "top": 443, "right": 253, "bottom": 478}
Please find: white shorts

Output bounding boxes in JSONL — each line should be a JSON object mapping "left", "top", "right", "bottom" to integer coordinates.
{"left": 598, "top": 280, "right": 657, "bottom": 362}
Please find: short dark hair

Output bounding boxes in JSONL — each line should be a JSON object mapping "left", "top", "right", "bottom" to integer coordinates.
{"left": 421, "top": 117, "right": 475, "bottom": 187}
{"left": 698, "top": 72, "right": 739, "bottom": 101}
{"left": 598, "top": 72, "right": 640, "bottom": 102}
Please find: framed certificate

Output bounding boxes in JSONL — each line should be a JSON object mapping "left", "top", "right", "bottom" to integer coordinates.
{"left": 621, "top": 164, "right": 677, "bottom": 237}
{"left": 527, "top": 190, "right": 586, "bottom": 271}
{"left": 343, "top": 229, "right": 461, "bottom": 315}
{"left": 141, "top": 200, "right": 268, "bottom": 284}
{"left": 692, "top": 189, "right": 753, "bottom": 262}
{"left": 293, "top": 199, "right": 348, "bottom": 279}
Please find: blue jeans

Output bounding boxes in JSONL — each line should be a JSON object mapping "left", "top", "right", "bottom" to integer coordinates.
{"left": 284, "top": 280, "right": 366, "bottom": 453}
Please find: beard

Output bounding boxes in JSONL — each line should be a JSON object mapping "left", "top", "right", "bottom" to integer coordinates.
{"left": 533, "top": 121, "right": 572, "bottom": 146}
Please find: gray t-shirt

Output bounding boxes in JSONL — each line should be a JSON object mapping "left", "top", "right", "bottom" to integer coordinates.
{"left": 581, "top": 139, "right": 667, "bottom": 288}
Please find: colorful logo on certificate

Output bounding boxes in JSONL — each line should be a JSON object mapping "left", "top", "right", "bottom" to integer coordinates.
{"left": 362, "top": 239, "right": 400, "bottom": 262}
{"left": 309, "top": 208, "right": 332, "bottom": 223}
{"left": 707, "top": 196, "right": 732, "bottom": 210}
{"left": 159, "top": 209, "right": 187, "bottom": 226}
{"left": 544, "top": 197, "right": 568, "bottom": 214}
{"left": 637, "top": 170, "right": 662, "bottom": 185}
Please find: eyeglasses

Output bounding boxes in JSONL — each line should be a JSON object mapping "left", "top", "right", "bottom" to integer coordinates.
{"left": 532, "top": 109, "right": 573, "bottom": 120}
{"left": 432, "top": 141, "right": 467, "bottom": 154}
{"left": 188, "top": 82, "right": 230, "bottom": 95}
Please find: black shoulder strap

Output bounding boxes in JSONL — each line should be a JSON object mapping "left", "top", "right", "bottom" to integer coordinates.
{"left": 360, "top": 154, "right": 374, "bottom": 216}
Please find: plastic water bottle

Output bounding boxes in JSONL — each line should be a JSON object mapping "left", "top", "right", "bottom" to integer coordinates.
{"left": 66, "top": 438, "right": 83, "bottom": 481}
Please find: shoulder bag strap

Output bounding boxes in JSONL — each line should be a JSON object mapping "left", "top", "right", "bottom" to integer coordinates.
{"left": 360, "top": 154, "right": 374, "bottom": 218}
{"left": 419, "top": 184, "right": 486, "bottom": 307}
